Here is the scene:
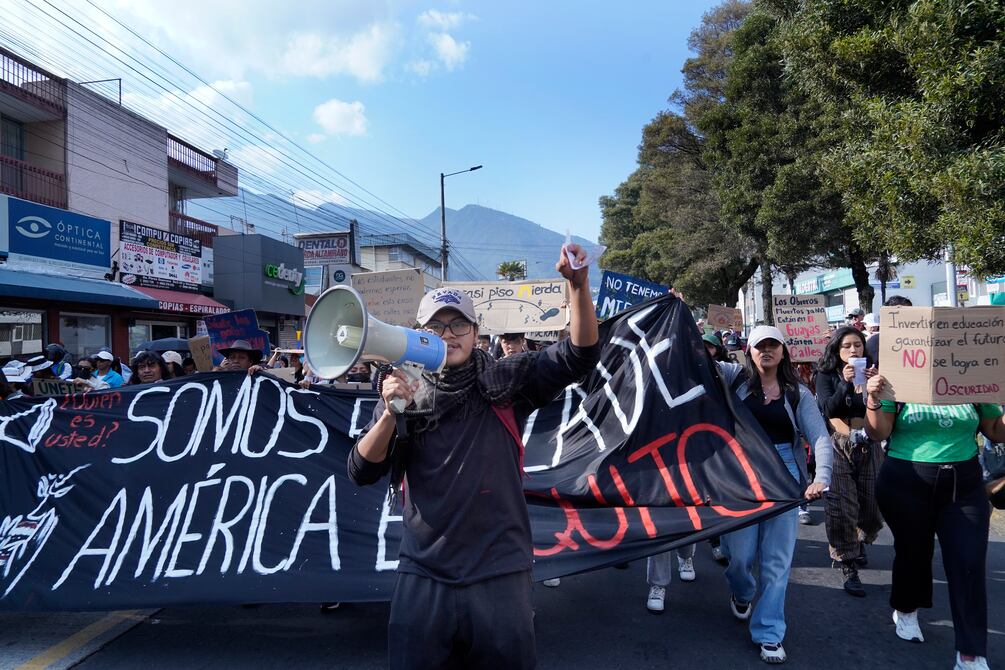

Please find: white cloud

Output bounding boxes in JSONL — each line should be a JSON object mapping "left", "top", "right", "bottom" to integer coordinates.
{"left": 417, "top": 10, "right": 474, "bottom": 31}
{"left": 86, "top": 0, "right": 401, "bottom": 83}
{"left": 313, "top": 99, "right": 368, "bottom": 136}
{"left": 189, "top": 80, "right": 254, "bottom": 108}
{"left": 277, "top": 23, "right": 397, "bottom": 83}
{"left": 306, "top": 133, "right": 327, "bottom": 144}
{"left": 428, "top": 32, "right": 470, "bottom": 70}
{"left": 407, "top": 60, "right": 434, "bottom": 77}
{"left": 291, "top": 189, "right": 348, "bottom": 209}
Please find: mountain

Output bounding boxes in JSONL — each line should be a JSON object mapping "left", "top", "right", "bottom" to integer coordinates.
{"left": 188, "top": 192, "right": 600, "bottom": 288}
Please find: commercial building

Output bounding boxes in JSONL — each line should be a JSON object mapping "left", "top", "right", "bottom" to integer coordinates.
{"left": 0, "top": 47, "right": 237, "bottom": 361}
{"left": 358, "top": 232, "right": 442, "bottom": 291}
{"left": 738, "top": 259, "right": 1005, "bottom": 329}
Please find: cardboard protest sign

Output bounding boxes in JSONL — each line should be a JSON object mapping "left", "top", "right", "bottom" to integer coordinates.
{"left": 726, "top": 349, "right": 746, "bottom": 368}
{"left": 202, "top": 309, "right": 270, "bottom": 365}
{"left": 187, "top": 336, "right": 214, "bottom": 372}
{"left": 30, "top": 379, "right": 76, "bottom": 396}
{"left": 878, "top": 306, "right": 1005, "bottom": 405}
{"left": 443, "top": 279, "right": 568, "bottom": 334}
{"left": 350, "top": 269, "right": 424, "bottom": 327}
{"left": 772, "top": 295, "right": 829, "bottom": 363}
{"left": 596, "top": 270, "right": 668, "bottom": 319}
{"left": 707, "top": 304, "right": 743, "bottom": 332}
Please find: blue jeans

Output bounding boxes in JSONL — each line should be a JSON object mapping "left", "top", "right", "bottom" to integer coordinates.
{"left": 722, "top": 443, "right": 801, "bottom": 644}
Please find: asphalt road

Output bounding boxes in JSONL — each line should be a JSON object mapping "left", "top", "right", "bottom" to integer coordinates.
{"left": 60, "top": 502, "right": 1004, "bottom": 669}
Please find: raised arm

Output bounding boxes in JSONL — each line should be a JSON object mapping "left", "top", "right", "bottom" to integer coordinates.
{"left": 558, "top": 244, "right": 599, "bottom": 348}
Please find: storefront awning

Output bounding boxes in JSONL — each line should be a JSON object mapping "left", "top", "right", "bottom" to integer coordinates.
{"left": 132, "top": 286, "right": 231, "bottom": 315}
{"left": 0, "top": 267, "right": 159, "bottom": 309}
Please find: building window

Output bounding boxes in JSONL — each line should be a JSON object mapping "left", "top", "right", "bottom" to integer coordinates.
{"left": 0, "top": 115, "right": 24, "bottom": 161}
{"left": 387, "top": 247, "right": 413, "bottom": 265}
{"left": 0, "top": 308, "right": 44, "bottom": 359}
{"left": 59, "top": 313, "right": 111, "bottom": 361}
{"left": 129, "top": 321, "right": 186, "bottom": 355}
{"left": 1, "top": 114, "right": 25, "bottom": 195}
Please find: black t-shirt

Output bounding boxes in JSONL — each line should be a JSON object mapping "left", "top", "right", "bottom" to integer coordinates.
{"left": 742, "top": 393, "right": 794, "bottom": 445}
{"left": 348, "top": 339, "right": 601, "bottom": 585}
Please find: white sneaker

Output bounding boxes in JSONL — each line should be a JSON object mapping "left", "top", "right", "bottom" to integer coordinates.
{"left": 798, "top": 509, "right": 812, "bottom": 525}
{"left": 542, "top": 578, "right": 561, "bottom": 588}
{"left": 646, "top": 585, "right": 665, "bottom": 613}
{"left": 892, "top": 610, "right": 924, "bottom": 643}
{"left": 759, "top": 643, "right": 786, "bottom": 664}
{"left": 678, "top": 557, "right": 696, "bottom": 582}
{"left": 955, "top": 652, "right": 990, "bottom": 670}
{"left": 711, "top": 545, "right": 728, "bottom": 564}
{"left": 730, "top": 595, "right": 751, "bottom": 621}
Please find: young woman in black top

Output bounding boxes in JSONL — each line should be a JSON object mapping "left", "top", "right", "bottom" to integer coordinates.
{"left": 815, "top": 326, "right": 881, "bottom": 597}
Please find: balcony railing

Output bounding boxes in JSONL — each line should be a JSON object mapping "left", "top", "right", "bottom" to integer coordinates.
{"left": 0, "top": 154, "right": 66, "bottom": 208}
{"left": 0, "top": 48, "right": 66, "bottom": 115}
{"left": 167, "top": 134, "right": 217, "bottom": 179}
{"left": 169, "top": 211, "right": 219, "bottom": 248}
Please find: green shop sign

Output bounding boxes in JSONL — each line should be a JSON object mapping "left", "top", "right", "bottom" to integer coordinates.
{"left": 264, "top": 262, "right": 306, "bottom": 295}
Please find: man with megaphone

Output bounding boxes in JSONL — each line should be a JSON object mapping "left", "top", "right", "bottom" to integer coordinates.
{"left": 348, "top": 244, "right": 600, "bottom": 670}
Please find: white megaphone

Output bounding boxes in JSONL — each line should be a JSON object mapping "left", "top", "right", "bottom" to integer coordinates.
{"left": 303, "top": 285, "right": 446, "bottom": 413}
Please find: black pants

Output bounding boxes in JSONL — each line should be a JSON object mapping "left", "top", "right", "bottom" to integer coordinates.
{"left": 388, "top": 570, "right": 536, "bottom": 670}
{"left": 875, "top": 456, "right": 990, "bottom": 656}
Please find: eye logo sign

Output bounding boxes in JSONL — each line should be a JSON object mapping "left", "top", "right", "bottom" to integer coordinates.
{"left": 14, "top": 216, "right": 52, "bottom": 239}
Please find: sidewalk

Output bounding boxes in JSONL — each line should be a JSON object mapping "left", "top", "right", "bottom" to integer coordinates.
{"left": 0, "top": 609, "right": 154, "bottom": 669}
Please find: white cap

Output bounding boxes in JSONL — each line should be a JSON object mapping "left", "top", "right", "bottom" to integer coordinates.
{"left": 3, "top": 361, "right": 30, "bottom": 383}
{"left": 162, "top": 351, "right": 183, "bottom": 366}
{"left": 864, "top": 313, "right": 880, "bottom": 328}
{"left": 747, "top": 325, "right": 786, "bottom": 349}
{"left": 416, "top": 287, "right": 478, "bottom": 326}
{"left": 94, "top": 351, "right": 115, "bottom": 361}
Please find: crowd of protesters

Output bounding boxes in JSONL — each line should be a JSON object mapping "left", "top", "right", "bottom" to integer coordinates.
{"left": 684, "top": 295, "right": 1005, "bottom": 669}
{"left": 2, "top": 286, "right": 1004, "bottom": 670}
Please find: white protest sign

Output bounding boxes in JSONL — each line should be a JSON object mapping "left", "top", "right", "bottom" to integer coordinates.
{"left": 350, "top": 269, "right": 425, "bottom": 327}
{"left": 771, "top": 294, "right": 829, "bottom": 363}
{"left": 443, "top": 279, "right": 569, "bottom": 334}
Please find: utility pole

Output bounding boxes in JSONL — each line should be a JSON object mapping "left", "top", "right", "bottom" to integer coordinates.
{"left": 439, "top": 165, "right": 483, "bottom": 282}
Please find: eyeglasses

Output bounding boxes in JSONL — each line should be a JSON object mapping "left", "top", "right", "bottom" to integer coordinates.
{"left": 424, "top": 319, "right": 473, "bottom": 337}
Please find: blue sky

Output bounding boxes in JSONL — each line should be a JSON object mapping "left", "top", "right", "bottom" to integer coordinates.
{"left": 4, "top": 0, "right": 722, "bottom": 242}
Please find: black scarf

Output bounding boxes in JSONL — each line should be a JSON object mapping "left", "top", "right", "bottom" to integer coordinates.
{"left": 403, "top": 348, "right": 537, "bottom": 434}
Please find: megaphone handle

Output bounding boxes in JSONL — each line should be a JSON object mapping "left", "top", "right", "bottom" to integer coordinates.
{"left": 389, "top": 397, "right": 407, "bottom": 414}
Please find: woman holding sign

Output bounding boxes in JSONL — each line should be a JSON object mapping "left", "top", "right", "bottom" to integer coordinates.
{"left": 717, "top": 325, "right": 832, "bottom": 665}
{"left": 815, "top": 327, "right": 882, "bottom": 598}
{"left": 865, "top": 375, "right": 1005, "bottom": 670}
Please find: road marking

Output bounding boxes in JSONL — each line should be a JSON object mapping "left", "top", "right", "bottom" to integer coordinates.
{"left": 15, "top": 610, "right": 143, "bottom": 670}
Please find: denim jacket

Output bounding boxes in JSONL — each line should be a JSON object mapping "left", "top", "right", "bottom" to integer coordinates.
{"left": 717, "top": 362, "right": 833, "bottom": 488}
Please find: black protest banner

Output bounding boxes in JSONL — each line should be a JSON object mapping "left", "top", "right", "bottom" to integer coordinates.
{"left": 522, "top": 294, "right": 802, "bottom": 579}
{"left": 0, "top": 295, "right": 802, "bottom": 610}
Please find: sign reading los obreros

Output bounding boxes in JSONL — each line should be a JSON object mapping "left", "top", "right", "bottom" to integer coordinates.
{"left": 771, "top": 294, "right": 828, "bottom": 363}
{"left": 878, "top": 306, "right": 1005, "bottom": 405}
{"left": 350, "top": 269, "right": 424, "bottom": 328}
{"left": 443, "top": 279, "right": 568, "bottom": 334}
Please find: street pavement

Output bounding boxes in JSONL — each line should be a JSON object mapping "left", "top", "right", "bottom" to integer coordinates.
{"left": 4, "top": 504, "right": 1004, "bottom": 669}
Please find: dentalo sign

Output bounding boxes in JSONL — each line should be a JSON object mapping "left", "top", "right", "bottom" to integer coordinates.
{"left": 264, "top": 262, "right": 305, "bottom": 295}
{"left": 0, "top": 195, "right": 111, "bottom": 279}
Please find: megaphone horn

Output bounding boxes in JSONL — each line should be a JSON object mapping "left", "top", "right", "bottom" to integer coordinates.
{"left": 304, "top": 285, "right": 447, "bottom": 413}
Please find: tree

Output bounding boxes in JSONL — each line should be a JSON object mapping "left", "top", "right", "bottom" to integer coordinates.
{"left": 599, "top": 0, "right": 757, "bottom": 308}
{"left": 780, "top": 0, "right": 1005, "bottom": 277}
{"left": 700, "top": 6, "right": 878, "bottom": 316}
{"left": 496, "top": 260, "right": 527, "bottom": 282}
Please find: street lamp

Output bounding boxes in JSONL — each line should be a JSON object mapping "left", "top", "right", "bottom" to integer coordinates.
{"left": 440, "top": 165, "right": 483, "bottom": 281}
